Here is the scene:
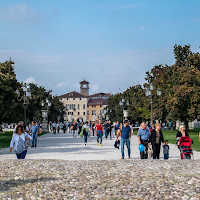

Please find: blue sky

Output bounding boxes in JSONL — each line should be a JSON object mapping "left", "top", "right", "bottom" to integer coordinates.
{"left": 0, "top": 0, "right": 200, "bottom": 95}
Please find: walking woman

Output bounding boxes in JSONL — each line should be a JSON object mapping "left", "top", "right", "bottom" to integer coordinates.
{"left": 10, "top": 125, "right": 32, "bottom": 159}
{"left": 149, "top": 123, "right": 164, "bottom": 159}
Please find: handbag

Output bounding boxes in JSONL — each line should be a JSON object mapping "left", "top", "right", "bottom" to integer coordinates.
{"left": 148, "top": 145, "right": 153, "bottom": 157}
{"left": 25, "top": 139, "right": 32, "bottom": 148}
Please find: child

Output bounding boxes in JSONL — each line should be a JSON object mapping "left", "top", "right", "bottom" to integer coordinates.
{"left": 163, "top": 140, "right": 169, "bottom": 160}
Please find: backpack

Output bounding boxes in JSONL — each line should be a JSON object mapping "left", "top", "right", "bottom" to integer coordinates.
{"left": 83, "top": 128, "right": 87, "bottom": 136}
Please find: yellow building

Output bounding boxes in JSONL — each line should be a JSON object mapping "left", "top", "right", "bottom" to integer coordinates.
{"left": 87, "top": 93, "right": 111, "bottom": 121}
{"left": 59, "top": 81, "right": 111, "bottom": 122}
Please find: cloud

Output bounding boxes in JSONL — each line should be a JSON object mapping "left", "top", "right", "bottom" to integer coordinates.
{"left": 56, "top": 82, "right": 68, "bottom": 88}
{"left": 24, "top": 77, "right": 36, "bottom": 84}
{"left": 0, "top": 4, "right": 40, "bottom": 24}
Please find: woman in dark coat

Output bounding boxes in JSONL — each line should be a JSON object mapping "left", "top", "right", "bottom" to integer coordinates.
{"left": 149, "top": 123, "right": 164, "bottom": 159}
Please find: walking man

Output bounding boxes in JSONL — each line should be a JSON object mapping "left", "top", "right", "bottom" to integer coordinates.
{"left": 117, "top": 120, "right": 131, "bottom": 159}
{"left": 30, "top": 121, "right": 39, "bottom": 148}
{"left": 103, "top": 121, "right": 109, "bottom": 140}
{"left": 82, "top": 121, "right": 90, "bottom": 145}
{"left": 52, "top": 121, "right": 57, "bottom": 134}
{"left": 137, "top": 122, "right": 150, "bottom": 159}
{"left": 96, "top": 120, "right": 103, "bottom": 146}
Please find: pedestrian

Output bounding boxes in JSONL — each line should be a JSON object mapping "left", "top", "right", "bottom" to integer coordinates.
{"left": 63, "top": 122, "right": 67, "bottom": 133}
{"left": 72, "top": 121, "right": 77, "bottom": 138}
{"left": 163, "top": 140, "right": 169, "bottom": 160}
{"left": 96, "top": 120, "right": 103, "bottom": 146}
{"left": 52, "top": 121, "right": 57, "bottom": 134}
{"left": 137, "top": 122, "right": 150, "bottom": 159}
{"left": 30, "top": 121, "right": 39, "bottom": 148}
{"left": 57, "top": 122, "right": 60, "bottom": 133}
{"left": 108, "top": 121, "right": 113, "bottom": 140}
{"left": 104, "top": 121, "right": 109, "bottom": 140}
{"left": 10, "top": 125, "right": 32, "bottom": 159}
{"left": 49, "top": 121, "right": 52, "bottom": 132}
{"left": 149, "top": 123, "right": 164, "bottom": 159}
{"left": 82, "top": 121, "right": 90, "bottom": 145}
{"left": 176, "top": 125, "right": 189, "bottom": 145}
{"left": 60, "top": 122, "right": 63, "bottom": 132}
{"left": 117, "top": 120, "right": 131, "bottom": 159}
{"left": 92, "top": 123, "right": 95, "bottom": 136}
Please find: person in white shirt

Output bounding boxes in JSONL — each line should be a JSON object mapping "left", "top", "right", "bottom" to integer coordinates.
{"left": 52, "top": 121, "right": 57, "bottom": 134}
{"left": 10, "top": 125, "right": 32, "bottom": 159}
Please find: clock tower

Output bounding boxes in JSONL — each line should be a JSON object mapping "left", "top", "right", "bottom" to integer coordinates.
{"left": 80, "top": 80, "right": 89, "bottom": 96}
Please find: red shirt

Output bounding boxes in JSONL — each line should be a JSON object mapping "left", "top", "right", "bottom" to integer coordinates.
{"left": 96, "top": 124, "right": 103, "bottom": 131}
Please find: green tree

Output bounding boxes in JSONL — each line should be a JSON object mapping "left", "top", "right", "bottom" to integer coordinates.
{"left": 0, "top": 59, "right": 20, "bottom": 127}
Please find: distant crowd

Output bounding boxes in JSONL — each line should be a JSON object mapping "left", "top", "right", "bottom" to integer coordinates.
{"left": 10, "top": 119, "right": 193, "bottom": 160}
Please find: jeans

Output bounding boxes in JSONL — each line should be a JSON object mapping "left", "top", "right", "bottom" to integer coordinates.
{"left": 16, "top": 150, "right": 27, "bottom": 159}
{"left": 164, "top": 153, "right": 169, "bottom": 160}
{"left": 140, "top": 140, "right": 149, "bottom": 159}
{"left": 97, "top": 131, "right": 102, "bottom": 144}
{"left": 84, "top": 135, "right": 88, "bottom": 143}
{"left": 32, "top": 134, "right": 37, "bottom": 147}
{"left": 105, "top": 130, "right": 108, "bottom": 139}
{"left": 53, "top": 127, "right": 56, "bottom": 134}
{"left": 121, "top": 138, "right": 130, "bottom": 158}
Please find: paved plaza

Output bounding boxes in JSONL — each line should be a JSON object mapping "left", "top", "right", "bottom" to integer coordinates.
{"left": 1, "top": 131, "right": 200, "bottom": 199}
{"left": 1, "top": 130, "right": 200, "bottom": 161}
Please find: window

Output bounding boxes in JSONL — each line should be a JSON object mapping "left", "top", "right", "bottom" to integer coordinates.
{"left": 100, "top": 105, "right": 102, "bottom": 107}
{"left": 83, "top": 104, "right": 85, "bottom": 109}
{"left": 68, "top": 112, "right": 69, "bottom": 115}
{"left": 87, "top": 111, "right": 89, "bottom": 115}
{"left": 74, "top": 104, "right": 76, "bottom": 109}
{"left": 78, "top": 104, "right": 80, "bottom": 109}
{"left": 73, "top": 98, "right": 75, "bottom": 100}
{"left": 78, "top": 112, "right": 80, "bottom": 115}
{"left": 70, "top": 104, "right": 72, "bottom": 109}
{"left": 100, "top": 110, "right": 102, "bottom": 115}
{"left": 83, "top": 112, "right": 85, "bottom": 115}
{"left": 60, "top": 98, "right": 62, "bottom": 100}
{"left": 80, "top": 98, "right": 82, "bottom": 100}
{"left": 67, "top": 98, "right": 68, "bottom": 100}
{"left": 72, "top": 112, "right": 73, "bottom": 115}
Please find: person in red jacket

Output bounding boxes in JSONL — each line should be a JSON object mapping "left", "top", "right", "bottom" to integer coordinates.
{"left": 96, "top": 120, "right": 103, "bottom": 146}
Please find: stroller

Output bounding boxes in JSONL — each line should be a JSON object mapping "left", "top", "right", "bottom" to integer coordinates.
{"left": 179, "top": 136, "right": 194, "bottom": 159}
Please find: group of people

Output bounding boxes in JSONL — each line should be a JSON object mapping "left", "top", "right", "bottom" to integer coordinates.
{"left": 10, "top": 121, "right": 42, "bottom": 159}
{"left": 10, "top": 119, "right": 190, "bottom": 160}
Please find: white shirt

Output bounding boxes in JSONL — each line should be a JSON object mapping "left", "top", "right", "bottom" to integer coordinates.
{"left": 10, "top": 132, "right": 32, "bottom": 151}
{"left": 52, "top": 123, "right": 57, "bottom": 128}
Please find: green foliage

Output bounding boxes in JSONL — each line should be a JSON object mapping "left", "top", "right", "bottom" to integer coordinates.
{"left": 0, "top": 59, "right": 20, "bottom": 123}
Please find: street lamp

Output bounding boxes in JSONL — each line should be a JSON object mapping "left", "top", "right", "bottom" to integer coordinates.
{"left": 145, "top": 83, "right": 162, "bottom": 126}
{"left": 119, "top": 98, "right": 129, "bottom": 121}
{"left": 41, "top": 98, "right": 51, "bottom": 131}
{"left": 16, "top": 83, "right": 31, "bottom": 127}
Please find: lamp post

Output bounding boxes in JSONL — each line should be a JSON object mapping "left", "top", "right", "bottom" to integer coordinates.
{"left": 16, "top": 83, "right": 31, "bottom": 127}
{"left": 41, "top": 98, "right": 51, "bottom": 131}
{"left": 145, "top": 83, "right": 162, "bottom": 126}
{"left": 119, "top": 98, "right": 129, "bottom": 121}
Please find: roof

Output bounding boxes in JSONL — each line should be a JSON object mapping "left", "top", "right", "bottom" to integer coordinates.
{"left": 58, "top": 91, "right": 87, "bottom": 99}
{"left": 79, "top": 80, "right": 90, "bottom": 84}
{"left": 88, "top": 93, "right": 111, "bottom": 98}
{"left": 88, "top": 98, "right": 109, "bottom": 106}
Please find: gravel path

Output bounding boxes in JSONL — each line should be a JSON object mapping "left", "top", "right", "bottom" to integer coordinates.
{"left": 0, "top": 131, "right": 200, "bottom": 161}
{"left": 0, "top": 160, "right": 200, "bottom": 199}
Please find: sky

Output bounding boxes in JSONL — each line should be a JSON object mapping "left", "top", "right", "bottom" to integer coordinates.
{"left": 0, "top": 0, "right": 200, "bottom": 96}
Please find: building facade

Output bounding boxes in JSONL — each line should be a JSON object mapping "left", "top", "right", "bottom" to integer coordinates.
{"left": 58, "top": 81, "right": 111, "bottom": 122}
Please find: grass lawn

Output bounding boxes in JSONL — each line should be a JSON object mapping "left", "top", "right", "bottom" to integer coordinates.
{"left": 133, "top": 129, "right": 200, "bottom": 152}
{"left": 0, "top": 131, "right": 48, "bottom": 149}
{"left": 162, "top": 129, "right": 200, "bottom": 152}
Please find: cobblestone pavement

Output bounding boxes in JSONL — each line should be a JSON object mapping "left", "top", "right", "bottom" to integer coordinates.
{"left": 1, "top": 131, "right": 200, "bottom": 161}
{"left": 0, "top": 160, "right": 200, "bottom": 200}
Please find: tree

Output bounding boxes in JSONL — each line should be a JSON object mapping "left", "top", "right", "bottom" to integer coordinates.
{"left": 0, "top": 59, "right": 20, "bottom": 126}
